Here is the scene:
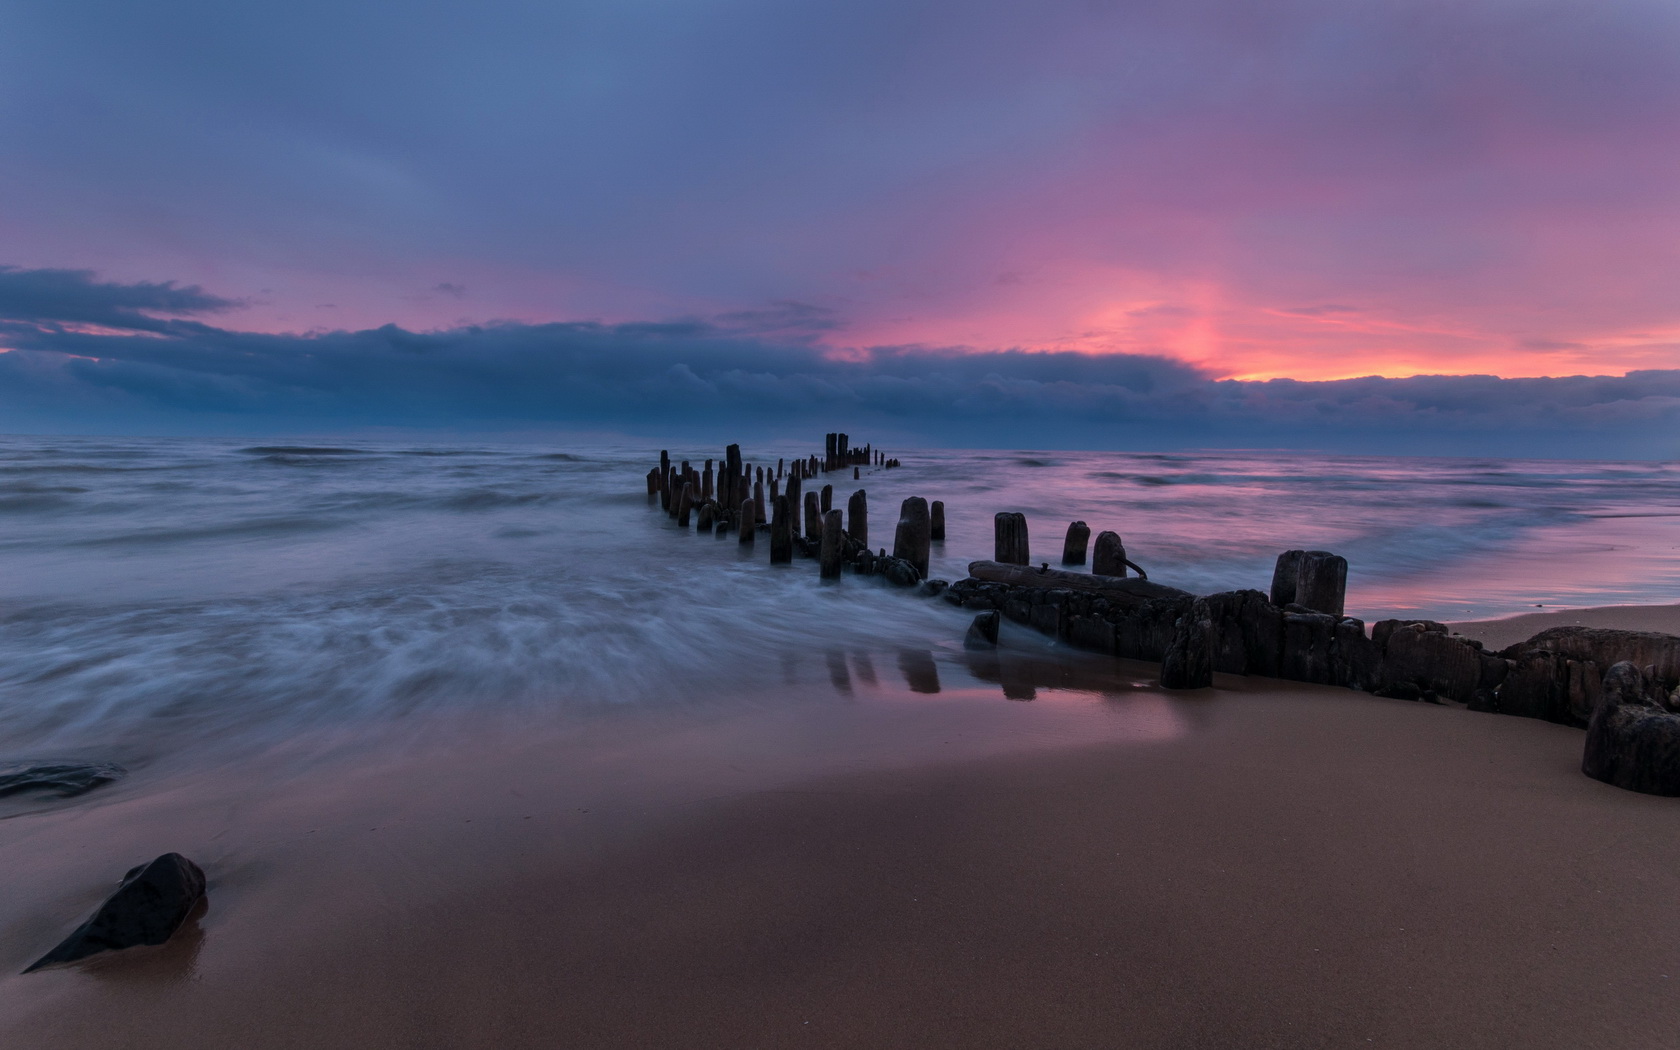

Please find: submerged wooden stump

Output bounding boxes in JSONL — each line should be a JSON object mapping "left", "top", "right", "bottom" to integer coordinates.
{"left": 1062, "top": 521, "right": 1090, "bottom": 566}
{"left": 676, "top": 483, "right": 695, "bottom": 527}
{"left": 994, "top": 512, "right": 1029, "bottom": 566}
{"left": 820, "top": 510, "right": 845, "bottom": 579}
{"left": 894, "top": 497, "right": 932, "bottom": 580}
{"left": 738, "top": 498, "right": 755, "bottom": 544}
{"left": 821, "top": 484, "right": 833, "bottom": 515}
{"left": 931, "top": 500, "right": 945, "bottom": 542}
{"left": 786, "top": 475, "right": 803, "bottom": 538}
{"left": 847, "top": 490, "right": 868, "bottom": 547}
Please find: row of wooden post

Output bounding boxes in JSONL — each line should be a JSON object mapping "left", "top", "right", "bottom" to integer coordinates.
{"left": 990, "top": 514, "right": 1140, "bottom": 578}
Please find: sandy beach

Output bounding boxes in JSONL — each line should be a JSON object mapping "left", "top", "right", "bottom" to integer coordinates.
{"left": 2, "top": 604, "right": 1677, "bottom": 1049}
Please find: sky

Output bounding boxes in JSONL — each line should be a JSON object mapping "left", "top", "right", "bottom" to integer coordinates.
{"left": 1, "top": 0, "right": 1678, "bottom": 454}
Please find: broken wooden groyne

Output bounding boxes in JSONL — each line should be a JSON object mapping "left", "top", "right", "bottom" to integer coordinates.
{"left": 643, "top": 438, "right": 1680, "bottom": 796}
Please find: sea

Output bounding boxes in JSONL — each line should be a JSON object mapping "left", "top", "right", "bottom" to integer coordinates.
{"left": 1, "top": 436, "right": 1676, "bottom": 763}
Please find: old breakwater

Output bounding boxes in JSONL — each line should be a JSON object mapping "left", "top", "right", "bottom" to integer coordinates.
{"left": 646, "top": 438, "right": 1680, "bottom": 796}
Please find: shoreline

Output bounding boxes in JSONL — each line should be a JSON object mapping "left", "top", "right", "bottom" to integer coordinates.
{"left": 2, "top": 604, "right": 1678, "bottom": 1047}
{"left": 1447, "top": 601, "right": 1680, "bottom": 650}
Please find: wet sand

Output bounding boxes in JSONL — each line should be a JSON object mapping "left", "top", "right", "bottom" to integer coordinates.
{"left": 3, "top": 617, "right": 1679, "bottom": 1048}
{"left": 1450, "top": 602, "right": 1680, "bottom": 650}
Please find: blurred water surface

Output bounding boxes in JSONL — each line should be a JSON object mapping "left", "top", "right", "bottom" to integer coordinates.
{"left": 0, "top": 437, "right": 1675, "bottom": 758}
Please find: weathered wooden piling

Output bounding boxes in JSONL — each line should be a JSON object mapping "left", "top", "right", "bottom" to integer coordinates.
{"left": 676, "top": 483, "right": 694, "bottom": 527}
{"left": 1294, "top": 551, "right": 1348, "bottom": 617}
{"left": 895, "top": 497, "right": 932, "bottom": 579}
{"left": 1270, "top": 550, "right": 1303, "bottom": 606}
{"left": 847, "top": 489, "right": 867, "bottom": 547}
{"left": 770, "top": 495, "right": 792, "bottom": 563}
{"left": 697, "top": 501, "right": 715, "bottom": 533}
{"left": 931, "top": 500, "right": 945, "bottom": 542}
{"left": 994, "top": 512, "right": 1029, "bottom": 565}
{"left": 1093, "top": 531, "right": 1127, "bottom": 577}
{"left": 754, "top": 480, "right": 766, "bottom": 525}
{"left": 821, "top": 484, "right": 833, "bottom": 515}
{"left": 724, "top": 444, "right": 742, "bottom": 511}
{"left": 703, "top": 460, "right": 714, "bottom": 501}
{"left": 645, "top": 467, "right": 660, "bottom": 501}
{"left": 820, "top": 510, "right": 845, "bottom": 579}
{"left": 1062, "top": 521, "right": 1090, "bottom": 566}
{"left": 738, "top": 498, "right": 755, "bottom": 544}
{"left": 804, "top": 492, "right": 822, "bottom": 541}
{"left": 854, "top": 467, "right": 860, "bottom": 480}
{"left": 787, "top": 475, "right": 803, "bottom": 538}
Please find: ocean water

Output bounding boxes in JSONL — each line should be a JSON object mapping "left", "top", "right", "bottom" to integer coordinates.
{"left": 0, "top": 436, "right": 1676, "bottom": 760}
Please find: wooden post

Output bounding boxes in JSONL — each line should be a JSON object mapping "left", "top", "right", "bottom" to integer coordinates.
{"left": 1092, "top": 531, "right": 1127, "bottom": 577}
{"left": 1270, "top": 550, "right": 1304, "bottom": 606}
{"left": 770, "top": 495, "right": 792, "bottom": 564}
{"left": 930, "top": 500, "right": 945, "bottom": 542}
{"left": 820, "top": 484, "right": 833, "bottom": 515}
{"left": 777, "top": 458, "right": 784, "bottom": 479}
{"left": 676, "top": 483, "right": 694, "bottom": 527}
{"left": 820, "top": 510, "right": 844, "bottom": 579}
{"left": 645, "top": 467, "right": 660, "bottom": 502}
{"left": 1062, "top": 521, "right": 1090, "bottom": 566}
{"left": 697, "top": 501, "right": 715, "bottom": 533}
{"left": 724, "top": 444, "right": 742, "bottom": 512}
{"left": 853, "top": 467, "right": 859, "bottom": 479}
{"left": 703, "top": 460, "right": 714, "bottom": 501}
{"left": 994, "top": 512, "right": 1029, "bottom": 565}
{"left": 1295, "top": 551, "right": 1348, "bottom": 617}
{"left": 894, "top": 497, "right": 931, "bottom": 579}
{"left": 739, "top": 498, "right": 756, "bottom": 544}
{"left": 786, "top": 475, "right": 803, "bottom": 539}
{"left": 754, "top": 479, "right": 766, "bottom": 525}
{"left": 847, "top": 489, "right": 867, "bottom": 547}
{"left": 804, "top": 492, "right": 822, "bottom": 541}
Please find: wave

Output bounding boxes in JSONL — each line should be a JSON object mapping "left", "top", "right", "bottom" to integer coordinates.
{"left": 238, "top": 446, "right": 369, "bottom": 456}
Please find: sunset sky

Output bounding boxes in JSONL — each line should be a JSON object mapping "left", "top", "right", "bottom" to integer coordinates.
{"left": 2, "top": 0, "right": 1678, "bottom": 451}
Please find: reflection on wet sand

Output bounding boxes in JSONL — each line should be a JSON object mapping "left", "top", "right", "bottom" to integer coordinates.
{"left": 896, "top": 650, "right": 941, "bottom": 694}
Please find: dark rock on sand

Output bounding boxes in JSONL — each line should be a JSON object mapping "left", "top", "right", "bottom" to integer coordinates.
{"left": 1160, "top": 598, "right": 1215, "bottom": 689}
{"left": 965, "top": 611, "right": 1001, "bottom": 650}
{"left": 25, "top": 853, "right": 206, "bottom": 972}
{"left": 1377, "top": 622, "right": 1483, "bottom": 703}
{"left": 1503, "top": 626, "right": 1680, "bottom": 689}
{"left": 0, "top": 763, "right": 126, "bottom": 799}
{"left": 1582, "top": 662, "right": 1680, "bottom": 796}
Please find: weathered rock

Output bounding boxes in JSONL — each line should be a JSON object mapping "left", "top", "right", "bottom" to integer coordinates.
{"left": 880, "top": 556, "right": 921, "bottom": 587}
{"left": 0, "top": 763, "right": 126, "bottom": 799}
{"left": 1061, "top": 521, "right": 1090, "bottom": 566}
{"left": 25, "top": 853, "right": 206, "bottom": 972}
{"left": 1294, "top": 551, "right": 1347, "bottom": 618}
{"left": 919, "top": 578, "right": 949, "bottom": 599}
{"left": 965, "top": 610, "right": 1001, "bottom": 650}
{"left": 1092, "top": 531, "right": 1128, "bottom": 577}
{"left": 1161, "top": 598, "right": 1215, "bottom": 689}
{"left": 1581, "top": 662, "right": 1680, "bottom": 796}
{"left": 994, "top": 512, "right": 1029, "bottom": 565}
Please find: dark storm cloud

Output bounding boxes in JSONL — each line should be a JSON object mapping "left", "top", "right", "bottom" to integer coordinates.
{"left": 1, "top": 268, "right": 1673, "bottom": 457}
{"left": 0, "top": 266, "right": 238, "bottom": 332}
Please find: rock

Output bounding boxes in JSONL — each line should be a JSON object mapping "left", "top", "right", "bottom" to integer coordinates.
{"left": 1581, "top": 662, "right": 1680, "bottom": 796}
{"left": 1496, "top": 649, "right": 1585, "bottom": 724}
{"left": 1161, "top": 598, "right": 1215, "bottom": 689}
{"left": 965, "top": 611, "right": 1001, "bottom": 650}
{"left": 0, "top": 764, "right": 125, "bottom": 799}
{"left": 25, "top": 853, "right": 206, "bottom": 972}
{"left": 880, "top": 556, "right": 921, "bottom": 587}
{"left": 919, "top": 578, "right": 949, "bottom": 598}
